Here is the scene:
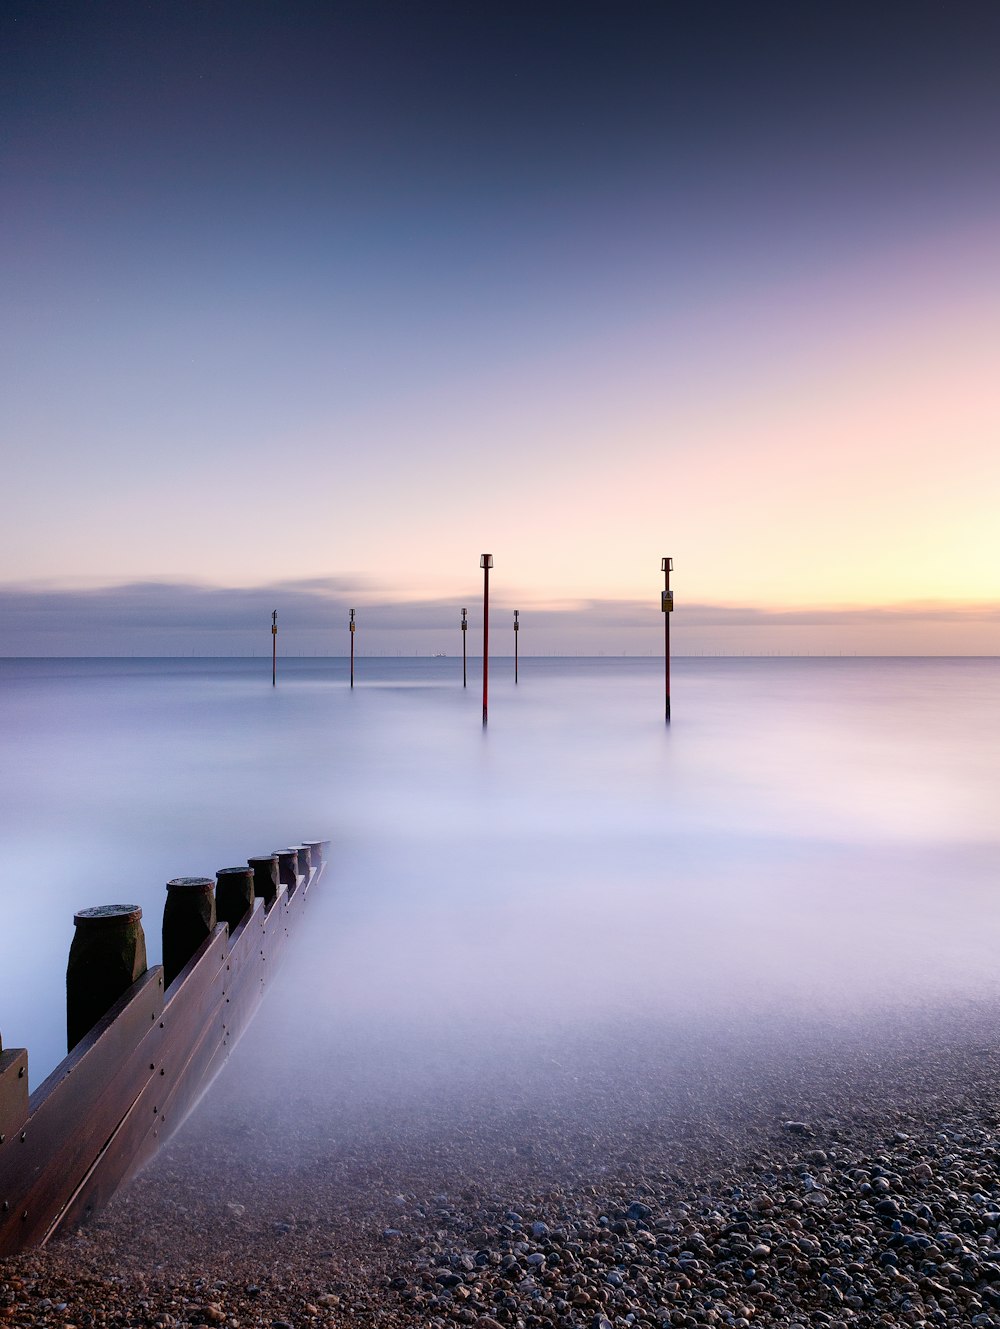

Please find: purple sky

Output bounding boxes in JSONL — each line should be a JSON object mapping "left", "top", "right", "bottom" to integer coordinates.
{"left": 3, "top": 2, "right": 999, "bottom": 653}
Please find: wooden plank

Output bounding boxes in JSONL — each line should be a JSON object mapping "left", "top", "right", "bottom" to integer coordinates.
{"left": 0, "top": 1050, "right": 28, "bottom": 1141}
{"left": 120, "top": 998, "right": 228, "bottom": 1191}
{"left": 53, "top": 1014, "right": 229, "bottom": 1238}
{"left": 286, "top": 865, "right": 317, "bottom": 923}
{"left": 283, "top": 881, "right": 302, "bottom": 929}
{"left": 144, "top": 878, "right": 305, "bottom": 1159}
{"left": 224, "top": 897, "right": 265, "bottom": 992}
{"left": 218, "top": 919, "right": 266, "bottom": 1054}
{"left": 156, "top": 924, "right": 228, "bottom": 1073}
{"left": 96, "top": 919, "right": 231, "bottom": 1190}
{"left": 222, "top": 943, "right": 265, "bottom": 1039}
{"left": 154, "top": 997, "right": 227, "bottom": 1140}
{"left": 163, "top": 923, "right": 229, "bottom": 1009}
{"left": 28, "top": 966, "right": 164, "bottom": 1113}
{"left": 0, "top": 966, "right": 164, "bottom": 1255}
{"left": 164, "top": 867, "right": 323, "bottom": 1115}
{"left": 260, "top": 886, "right": 289, "bottom": 970}
{"left": 87, "top": 983, "right": 230, "bottom": 1218}
{"left": 45, "top": 1016, "right": 165, "bottom": 1237}
{"left": 228, "top": 893, "right": 264, "bottom": 944}
{"left": 262, "top": 883, "right": 287, "bottom": 919}
{"left": 50, "top": 931, "right": 231, "bottom": 1241}
{"left": 220, "top": 950, "right": 267, "bottom": 1044}
{"left": 191, "top": 881, "right": 305, "bottom": 1097}
{"left": 148, "top": 922, "right": 229, "bottom": 1153}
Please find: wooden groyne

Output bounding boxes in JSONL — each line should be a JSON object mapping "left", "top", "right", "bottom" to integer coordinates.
{"left": 0, "top": 838, "right": 329, "bottom": 1257}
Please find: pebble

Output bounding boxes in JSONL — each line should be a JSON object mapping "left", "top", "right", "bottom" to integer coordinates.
{"left": 9, "top": 1021, "right": 1000, "bottom": 1329}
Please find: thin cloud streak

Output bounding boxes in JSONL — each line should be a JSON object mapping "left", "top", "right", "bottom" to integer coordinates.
{"left": 0, "top": 580, "right": 997, "bottom": 655}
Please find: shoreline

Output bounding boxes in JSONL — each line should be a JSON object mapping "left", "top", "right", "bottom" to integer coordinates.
{"left": 5, "top": 1008, "right": 1000, "bottom": 1328}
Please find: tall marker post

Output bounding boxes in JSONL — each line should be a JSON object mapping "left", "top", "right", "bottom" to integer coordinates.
{"left": 271, "top": 610, "right": 277, "bottom": 687}
{"left": 481, "top": 554, "right": 492, "bottom": 725}
{"left": 349, "top": 609, "right": 355, "bottom": 689}
{"left": 461, "top": 607, "right": 468, "bottom": 687}
{"left": 661, "top": 557, "right": 673, "bottom": 723}
{"left": 514, "top": 610, "right": 519, "bottom": 684}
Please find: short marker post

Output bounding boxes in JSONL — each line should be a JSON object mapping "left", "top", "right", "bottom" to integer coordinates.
{"left": 661, "top": 557, "right": 673, "bottom": 723}
{"left": 273, "top": 848, "right": 299, "bottom": 895}
{"left": 514, "top": 609, "right": 519, "bottom": 684}
{"left": 349, "top": 608, "right": 355, "bottom": 689}
{"left": 215, "top": 866, "right": 255, "bottom": 935}
{"left": 162, "top": 878, "right": 216, "bottom": 989}
{"left": 480, "top": 554, "right": 492, "bottom": 725}
{"left": 247, "top": 853, "right": 279, "bottom": 908}
{"left": 66, "top": 905, "right": 148, "bottom": 1051}
{"left": 461, "top": 607, "right": 468, "bottom": 688}
{"left": 271, "top": 610, "right": 277, "bottom": 687}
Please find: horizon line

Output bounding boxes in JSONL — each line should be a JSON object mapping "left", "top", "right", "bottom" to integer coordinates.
{"left": 1, "top": 654, "right": 997, "bottom": 662}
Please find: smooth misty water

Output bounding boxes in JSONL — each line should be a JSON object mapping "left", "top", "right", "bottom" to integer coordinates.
{"left": 0, "top": 656, "right": 998, "bottom": 1085}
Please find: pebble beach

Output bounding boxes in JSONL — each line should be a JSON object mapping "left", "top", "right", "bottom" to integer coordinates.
{"left": 6, "top": 1005, "right": 1000, "bottom": 1329}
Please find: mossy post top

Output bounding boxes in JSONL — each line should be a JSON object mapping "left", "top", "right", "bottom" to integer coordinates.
{"left": 73, "top": 904, "right": 142, "bottom": 927}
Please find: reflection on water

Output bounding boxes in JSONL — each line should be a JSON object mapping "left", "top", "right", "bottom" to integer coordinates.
{"left": 0, "top": 656, "right": 997, "bottom": 1081}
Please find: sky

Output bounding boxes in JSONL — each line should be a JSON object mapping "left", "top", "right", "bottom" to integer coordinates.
{"left": 2, "top": 1, "right": 999, "bottom": 654}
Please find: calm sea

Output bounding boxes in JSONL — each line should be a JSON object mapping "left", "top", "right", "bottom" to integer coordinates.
{"left": 1, "top": 656, "right": 998, "bottom": 1083}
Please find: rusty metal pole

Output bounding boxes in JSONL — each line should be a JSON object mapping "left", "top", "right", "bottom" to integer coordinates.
{"left": 461, "top": 607, "right": 467, "bottom": 687}
{"left": 271, "top": 610, "right": 277, "bottom": 687}
{"left": 480, "top": 555, "right": 492, "bottom": 725}
{"left": 514, "top": 609, "right": 519, "bottom": 684}
{"left": 661, "top": 557, "right": 673, "bottom": 723}
{"left": 349, "top": 608, "right": 355, "bottom": 689}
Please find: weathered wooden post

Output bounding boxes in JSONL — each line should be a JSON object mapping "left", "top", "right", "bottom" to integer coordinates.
{"left": 0, "top": 1031, "right": 29, "bottom": 1145}
{"left": 273, "top": 848, "right": 299, "bottom": 894}
{"left": 215, "top": 866, "right": 255, "bottom": 934}
{"left": 162, "top": 878, "right": 216, "bottom": 988}
{"left": 247, "top": 854, "right": 279, "bottom": 908}
{"left": 290, "top": 843, "right": 312, "bottom": 879}
{"left": 304, "top": 839, "right": 326, "bottom": 870}
{"left": 461, "top": 607, "right": 468, "bottom": 687}
{"left": 66, "top": 905, "right": 148, "bottom": 1051}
